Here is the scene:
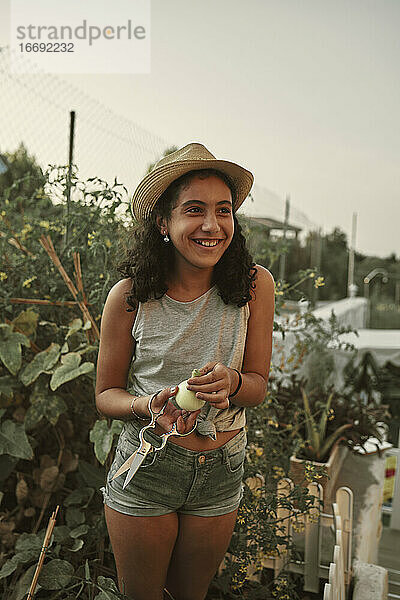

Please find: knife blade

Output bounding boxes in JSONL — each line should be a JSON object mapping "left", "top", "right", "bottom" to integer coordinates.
{"left": 122, "top": 440, "right": 153, "bottom": 489}
{"left": 110, "top": 441, "right": 150, "bottom": 482}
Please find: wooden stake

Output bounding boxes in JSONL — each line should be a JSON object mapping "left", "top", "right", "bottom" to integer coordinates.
{"left": 27, "top": 506, "right": 59, "bottom": 599}
{"left": 73, "top": 252, "right": 88, "bottom": 305}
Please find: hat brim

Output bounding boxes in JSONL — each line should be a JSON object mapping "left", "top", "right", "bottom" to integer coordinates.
{"left": 131, "top": 158, "right": 254, "bottom": 221}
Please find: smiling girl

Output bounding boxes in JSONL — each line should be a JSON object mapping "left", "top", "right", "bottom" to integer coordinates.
{"left": 95, "top": 143, "right": 275, "bottom": 600}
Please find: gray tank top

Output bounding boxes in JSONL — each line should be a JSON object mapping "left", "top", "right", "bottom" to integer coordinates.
{"left": 126, "top": 286, "right": 250, "bottom": 439}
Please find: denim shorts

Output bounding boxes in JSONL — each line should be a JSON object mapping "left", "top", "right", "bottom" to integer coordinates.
{"left": 101, "top": 423, "right": 247, "bottom": 517}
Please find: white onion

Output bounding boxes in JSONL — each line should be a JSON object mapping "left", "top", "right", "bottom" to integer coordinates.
{"left": 175, "top": 369, "right": 206, "bottom": 411}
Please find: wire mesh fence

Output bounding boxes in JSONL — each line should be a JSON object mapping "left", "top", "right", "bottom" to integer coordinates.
{"left": 0, "top": 46, "right": 168, "bottom": 200}
{"left": 0, "top": 45, "right": 317, "bottom": 233}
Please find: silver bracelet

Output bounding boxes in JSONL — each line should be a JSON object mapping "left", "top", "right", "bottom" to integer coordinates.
{"left": 130, "top": 396, "right": 149, "bottom": 421}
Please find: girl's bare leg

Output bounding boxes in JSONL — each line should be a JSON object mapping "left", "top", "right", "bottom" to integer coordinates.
{"left": 105, "top": 505, "right": 179, "bottom": 600}
{"left": 165, "top": 510, "right": 238, "bottom": 600}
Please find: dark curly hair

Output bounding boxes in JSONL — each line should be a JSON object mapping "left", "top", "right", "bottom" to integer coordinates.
{"left": 117, "top": 168, "right": 257, "bottom": 310}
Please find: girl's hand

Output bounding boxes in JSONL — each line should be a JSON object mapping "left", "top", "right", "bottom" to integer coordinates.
{"left": 152, "top": 386, "right": 201, "bottom": 434}
{"left": 186, "top": 362, "right": 236, "bottom": 410}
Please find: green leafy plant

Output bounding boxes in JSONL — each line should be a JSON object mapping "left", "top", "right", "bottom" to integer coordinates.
{"left": 0, "top": 156, "right": 133, "bottom": 597}
{"left": 300, "top": 387, "right": 352, "bottom": 461}
{"left": 207, "top": 399, "right": 322, "bottom": 600}
{"left": 270, "top": 306, "right": 387, "bottom": 462}
{"left": 268, "top": 373, "right": 389, "bottom": 464}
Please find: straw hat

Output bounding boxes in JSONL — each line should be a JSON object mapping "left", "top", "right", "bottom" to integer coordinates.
{"left": 130, "top": 143, "right": 254, "bottom": 221}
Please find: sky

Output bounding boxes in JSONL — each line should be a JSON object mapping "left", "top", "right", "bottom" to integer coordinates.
{"left": 1, "top": 0, "right": 399, "bottom": 258}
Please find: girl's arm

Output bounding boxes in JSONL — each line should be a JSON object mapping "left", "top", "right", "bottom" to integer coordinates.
{"left": 95, "top": 279, "right": 199, "bottom": 433}
{"left": 228, "top": 264, "right": 275, "bottom": 407}
{"left": 95, "top": 278, "right": 139, "bottom": 419}
{"left": 186, "top": 265, "right": 275, "bottom": 409}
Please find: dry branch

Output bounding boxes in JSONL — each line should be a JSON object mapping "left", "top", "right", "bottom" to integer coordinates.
{"left": 9, "top": 298, "right": 82, "bottom": 307}
{"left": 0, "top": 230, "right": 35, "bottom": 257}
{"left": 39, "top": 235, "right": 99, "bottom": 341}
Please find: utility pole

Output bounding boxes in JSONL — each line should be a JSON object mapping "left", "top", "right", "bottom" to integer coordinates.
{"left": 309, "top": 229, "right": 322, "bottom": 308}
{"left": 313, "top": 228, "right": 323, "bottom": 306}
{"left": 347, "top": 212, "right": 357, "bottom": 297}
{"left": 279, "top": 195, "right": 290, "bottom": 282}
{"left": 64, "top": 110, "right": 76, "bottom": 249}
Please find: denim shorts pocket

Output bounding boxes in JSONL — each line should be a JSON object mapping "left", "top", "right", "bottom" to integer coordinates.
{"left": 120, "top": 435, "right": 139, "bottom": 455}
{"left": 120, "top": 435, "right": 160, "bottom": 468}
{"left": 225, "top": 445, "right": 246, "bottom": 474}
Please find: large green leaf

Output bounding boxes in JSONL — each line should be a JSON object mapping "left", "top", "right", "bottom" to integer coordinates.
{"left": 0, "top": 556, "right": 19, "bottom": 580}
{"left": 50, "top": 352, "right": 94, "bottom": 390}
{"left": 64, "top": 486, "right": 94, "bottom": 507}
{"left": 11, "top": 309, "right": 39, "bottom": 337}
{"left": 85, "top": 559, "right": 90, "bottom": 582}
{"left": 25, "top": 382, "right": 67, "bottom": 429}
{"left": 0, "top": 531, "right": 44, "bottom": 578}
{"left": 78, "top": 459, "right": 105, "bottom": 490}
{"left": 90, "top": 419, "right": 123, "bottom": 465}
{"left": 66, "top": 507, "right": 85, "bottom": 528}
{"left": 0, "top": 534, "right": 42, "bottom": 587}
{"left": 318, "top": 392, "right": 334, "bottom": 442}
{"left": 94, "top": 576, "right": 122, "bottom": 600}
{"left": 75, "top": 342, "right": 98, "bottom": 356}
{"left": 0, "top": 324, "right": 30, "bottom": 375}
{"left": 70, "top": 524, "right": 89, "bottom": 538}
{"left": 0, "top": 455, "right": 18, "bottom": 481}
{"left": 11, "top": 564, "right": 37, "bottom": 600}
{"left": 69, "top": 538, "right": 84, "bottom": 552}
{"left": 301, "top": 388, "right": 320, "bottom": 454}
{"left": 38, "top": 559, "right": 74, "bottom": 590}
{"left": 0, "top": 554, "right": 30, "bottom": 580}
{"left": 0, "top": 420, "right": 33, "bottom": 459}
{"left": 19, "top": 343, "right": 60, "bottom": 387}
{"left": 66, "top": 318, "right": 83, "bottom": 339}
{"left": 0, "top": 376, "right": 16, "bottom": 401}
{"left": 319, "top": 424, "right": 353, "bottom": 459}
{"left": 52, "top": 526, "right": 72, "bottom": 544}
{"left": 15, "top": 532, "right": 43, "bottom": 554}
